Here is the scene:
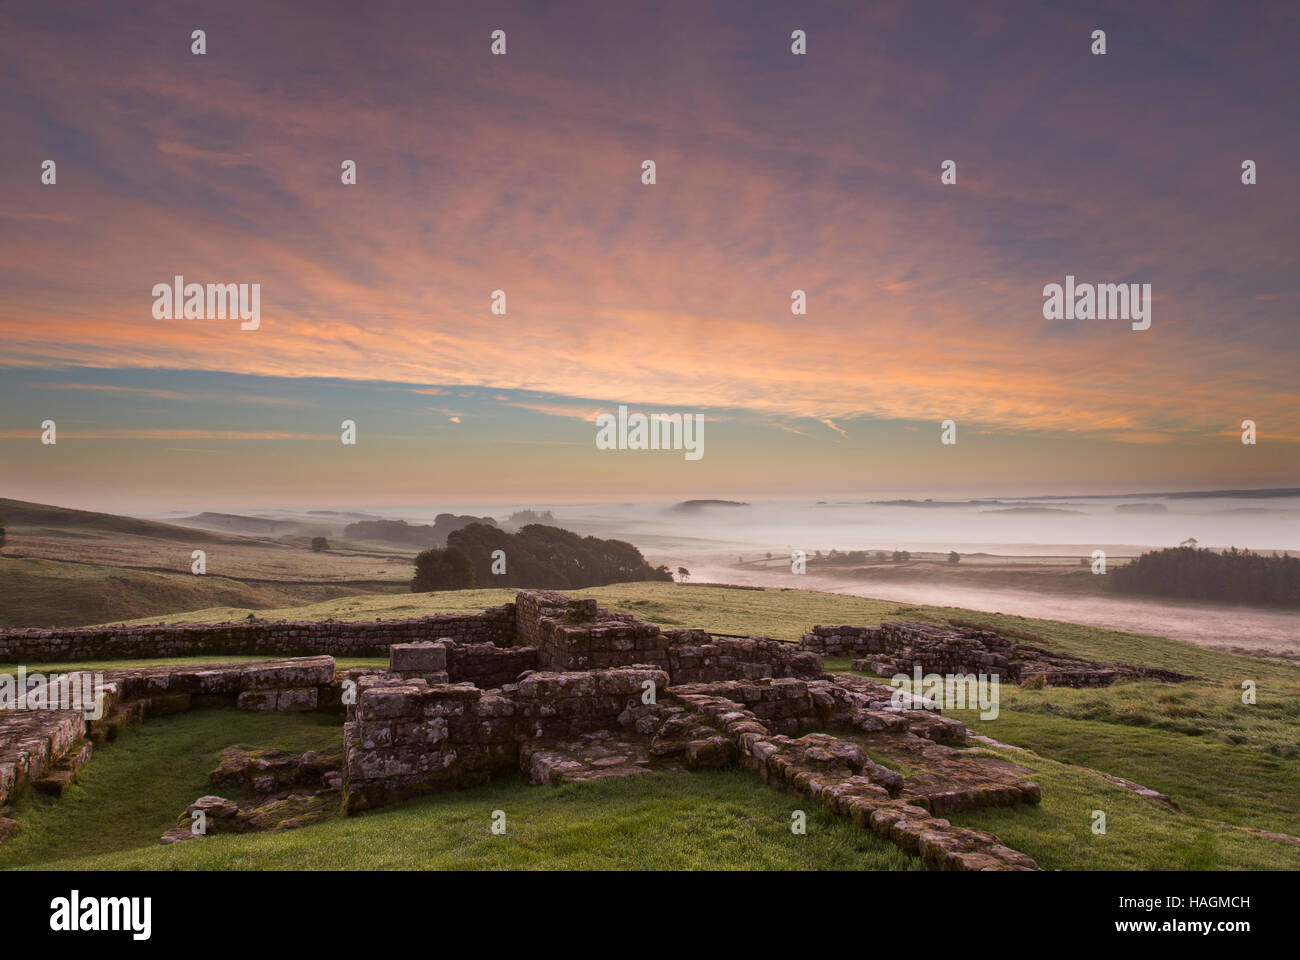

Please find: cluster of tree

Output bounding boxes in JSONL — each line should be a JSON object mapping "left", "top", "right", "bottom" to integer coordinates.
{"left": 505, "top": 509, "right": 555, "bottom": 526}
{"left": 345, "top": 514, "right": 497, "bottom": 547}
{"left": 807, "top": 549, "right": 916, "bottom": 565}
{"left": 411, "top": 545, "right": 477, "bottom": 591}
{"left": 1110, "top": 547, "right": 1300, "bottom": 606}
{"left": 310, "top": 537, "right": 329, "bottom": 552}
{"left": 410, "top": 523, "right": 673, "bottom": 592}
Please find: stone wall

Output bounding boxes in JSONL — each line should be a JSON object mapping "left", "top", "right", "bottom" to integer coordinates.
{"left": 1, "top": 591, "right": 817, "bottom": 689}
{"left": 801, "top": 624, "right": 886, "bottom": 659}
{"left": 343, "top": 665, "right": 667, "bottom": 811}
{"left": 516, "top": 590, "right": 670, "bottom": 672}
{"left": 1, "top": 656, "right": 340, "bottom": 810}
{"left": 664, "top": 629, "right": 821, "bottom": 683}
{"left": 0, "top": 607, "right": 515, "bottom": 664}
{"left": 448, "top": 642, "right": 539, "bottom": 688}
{"left": 806, "top": 620, "right": 1195, "bottom": 687}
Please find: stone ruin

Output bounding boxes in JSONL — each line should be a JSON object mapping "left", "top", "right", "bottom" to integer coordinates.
{"left": 802, "top": 620, "right": 1197, "bottom": 686}
{"left": 1, "top": 590, "right": 1063, "bottom": 870}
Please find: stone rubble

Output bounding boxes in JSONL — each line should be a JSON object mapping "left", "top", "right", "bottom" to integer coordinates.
{"left": 804, "top": 620, "right": 1197, "bottom": 686}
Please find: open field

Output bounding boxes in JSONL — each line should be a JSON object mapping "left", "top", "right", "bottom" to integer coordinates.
{"left": 3, "top": 582, "right": 1298, "bottom": 870}
{"left": 0, "top": 498, "right": 416, "bottom": 626}
{"left": 0, "top": 556, "right": 407, "bottom": 629}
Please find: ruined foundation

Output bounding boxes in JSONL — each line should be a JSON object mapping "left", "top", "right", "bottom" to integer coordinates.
{"left": 803, "top": 620, "right": 1197, "bottom": 686}
{"left": 0, "top": 591, "right": 1069, "bottom": 869}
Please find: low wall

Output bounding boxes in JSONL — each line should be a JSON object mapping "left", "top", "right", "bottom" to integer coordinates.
{"left": 801, "top": 624, "right": 887, "bottom": 658}
{"left": 387, "top": 639, "right": 540, "bottom": 689}
{"left": 0, "top": 607, "right": 515, "bottom": 664}
{"left": 1, "top": 656, "right": 340, "bottom": 809}
{"left": 807, "top": 621, "right": 1018, "bottom": 677}
{"left": 663, "top": 629, "right": 821, "bottom": 683}
{"left": 808, "top": 620, "right": 1194, "bottom": 687}
{"left": 448, "top": 642, "right": 539, "bottom": 688}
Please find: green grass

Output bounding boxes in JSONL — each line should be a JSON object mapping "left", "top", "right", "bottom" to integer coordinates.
{"left": 105, "top": 582, "right": 906, "bottom": 640}
{"left": 825, "top": 657, "right": 1300, "bottom": 861}
{"left": 942, "top": 744, "right": 1300, "bottom": 870}
{"left": 0, "top": 556, "right": 403, "bottom": 629}
{"left": 0, "top": 709, "right": 342, "bottom": 869}
{"left": 954, "top": 707, "right": 1300, "bottom": 838}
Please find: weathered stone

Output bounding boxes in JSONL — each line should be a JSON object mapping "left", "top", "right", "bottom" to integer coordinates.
{"left": 276, "top": 688, "right": 318, "bottom": 711}
{"left": 237, "top": 689, "right": 278, "bottom": 711}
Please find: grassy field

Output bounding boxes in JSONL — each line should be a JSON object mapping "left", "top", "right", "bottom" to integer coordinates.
{"left": 0, "top": 497, "right": 415, "bottom": 627}
{"left": 3, "top": 581, "right": 1298, "bottom": 870}
{"left": 0, "top": 710, "right": 341, "bottom": 868}
{"left": 0, "top": 556, "right": 406, "bottom": 628}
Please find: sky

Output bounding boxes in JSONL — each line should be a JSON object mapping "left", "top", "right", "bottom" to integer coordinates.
{"left": 1, "top": 0, "right": 1297, "bottom": 512}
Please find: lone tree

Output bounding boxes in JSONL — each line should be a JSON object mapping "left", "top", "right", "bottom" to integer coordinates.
{"left": 948, "top": 551, "right": 961, "bottom": 564}
{"left": 310, "top": 536, "right": 329, "bottom": 552}
{"left": 0, "top": 516, "right": 6, "bottom": 550}
{"left": 411, "top": 546, "right": 476, "bottom": 591}
{"left": 677, "top": 566, "right": 691, "bottom": 581}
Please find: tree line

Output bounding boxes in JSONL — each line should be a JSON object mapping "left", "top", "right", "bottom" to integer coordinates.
{"left": 1110, "top": 546, "right": 1300, "bottom": 605}
{"left": 345, "top": 513, "right": 496, "bottom": 547}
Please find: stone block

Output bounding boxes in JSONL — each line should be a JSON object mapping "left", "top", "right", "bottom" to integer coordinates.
{"left": 237, "top": 689, "right": 278, "bottom": 711}
{"left": 277, "top": 688, "right": 318, "bottom": 711}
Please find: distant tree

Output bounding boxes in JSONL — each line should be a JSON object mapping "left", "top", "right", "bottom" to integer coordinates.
{"left": 765, "top": 552, "right": 773, "bottom": 561}
{"left": 948, "top": 551, "right": 960, "bottom": 564}
{"left": 0, "top": 516, "right": 6, "bottom": 550}
{"left": 875, "top": 551, "right": 889, "bottom": 561}
{"left": 311, "top": 536, "right": 329, "bottom": 552}
{"left": 507, "top": 509, "right": 555, "bottom": 526}
{"left": 346, "top": 515, "right": 496, "bottom": 548}
{"left": 892, "top": 550, "right": 911, "bottom": 562}
{"left": 411, "top": 546, "right": 476, "bottom": 591}
{"left": 439, "top": 523, "right": 670, "bottom": 589}
{"left": 677, "top": 566, "right": 690, "bottom": 581}
{"left": 1110, "top": 546, "right": 1299, "bottom": 605}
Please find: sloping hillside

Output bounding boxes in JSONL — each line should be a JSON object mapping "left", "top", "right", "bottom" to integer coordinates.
{"left": 0, "top": 498, "right": 243, "bottom": 544}
{"left": 0, "top": 557, "right": 404, "bottom": 628}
